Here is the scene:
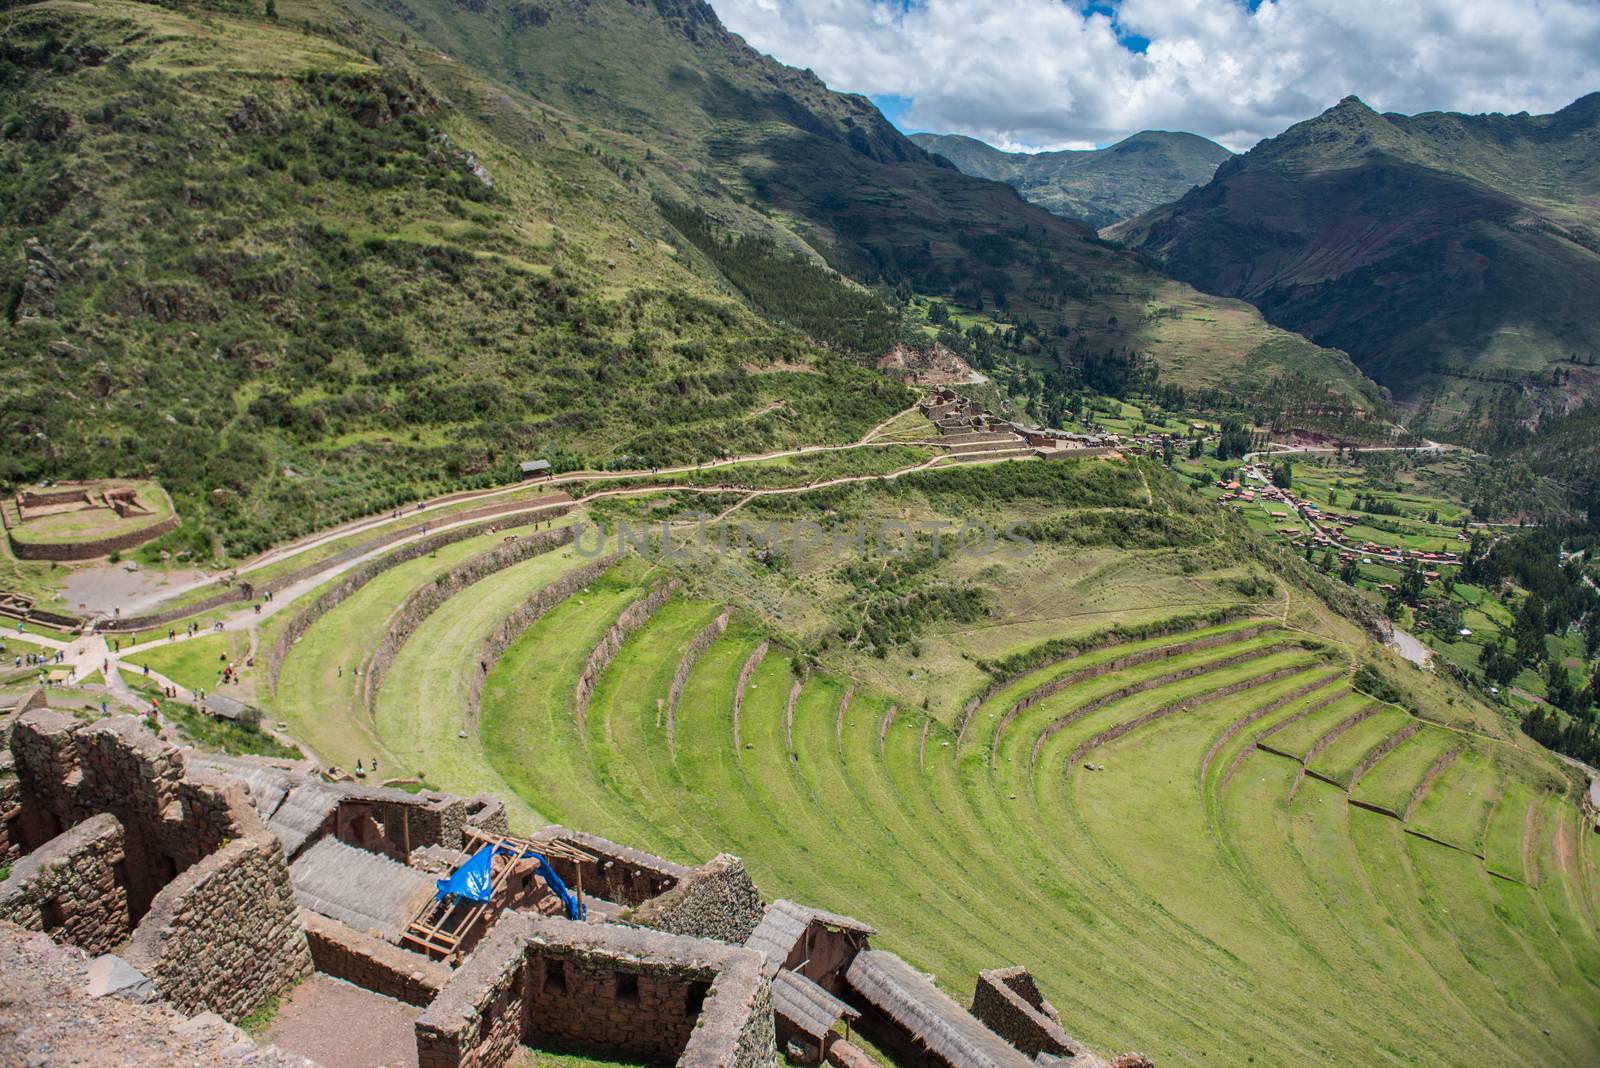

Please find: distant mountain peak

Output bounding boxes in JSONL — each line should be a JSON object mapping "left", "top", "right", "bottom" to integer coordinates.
{"left": 908, "top": 128, "right": 1229, "bottom": 227}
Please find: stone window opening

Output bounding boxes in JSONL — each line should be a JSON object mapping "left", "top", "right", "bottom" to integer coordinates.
{"left": 686, "top": 979, "right": 710, "bottom": 1016}
{"left": 544, "top": 958, "right": 567, "bottom": 994}
{"left": 38, "top": 895, "right": 65, "bottom": 933}
{"left": 616, "top": 971, "right": 639, "bottom": 1005}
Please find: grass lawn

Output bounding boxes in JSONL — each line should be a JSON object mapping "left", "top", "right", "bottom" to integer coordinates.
{"left": 125, "top": 632, "right": 249, "bottom": 694}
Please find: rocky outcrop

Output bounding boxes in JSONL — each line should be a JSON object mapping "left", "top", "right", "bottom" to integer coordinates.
{"left": 15, "top": 238, "right": 61, "bottom": 323}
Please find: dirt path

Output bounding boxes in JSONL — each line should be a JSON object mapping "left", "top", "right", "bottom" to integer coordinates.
{"left": 119, "top": 407, "right": 935, "bottom": 614}
{"left": 263, "top": 975, "right": 420, "bottom": 1068}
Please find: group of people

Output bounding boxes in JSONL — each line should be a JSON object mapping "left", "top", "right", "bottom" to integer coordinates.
{"left": 9, "top": 647, "right": 64, "bottom": 670}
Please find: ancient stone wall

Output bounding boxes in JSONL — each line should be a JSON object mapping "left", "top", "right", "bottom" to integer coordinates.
{"left": 362, "top": 526, "right": 576, "bottom": 715}
{"left": 103, "top": 495, "right": 570, "bottom": 633}
{"left": 466, "top": 554, "right": 620, "bottom": 729}
{"left": 970, "top": 966, "right": 1073, "bottom": 1059}
{"left": 465, "top": 796, "right": 511, "bottom": 838}
{"left": 122, "top": 828, "right": 311, "bottom": 1022}
{"left": 532, "top": 826, "right": 686, "bottom": 907}
{"left": 300, "top": 908, "right": 451, "bottom": 1007}
{"left": 668, "top": 608, "right": 729, "bottom": 756}
{"left": 415, "top": 916, "right": 529, "bottom": 1068}
{"left": 632, "top": 853, "right": 765, "bottom": 945}
{"left": 574, "top": 580, "right": 678, "bottom": 742}
{"left": 8, "top": 513, "right": 179, "bottom": 562}
{"left": 9, "top": 712, "right": 245, "bottom": 916}
{"left": 6, "top": 711, "right": 310, "bottom": 1024}
{"left": 0, "top": 812, "right": 130, "bottom": 954}
{"left": 415, "top": 913, "right": 775, "bottom": 1068}
{"left": 333, "top": 789, "right": 465, "bottom": 862}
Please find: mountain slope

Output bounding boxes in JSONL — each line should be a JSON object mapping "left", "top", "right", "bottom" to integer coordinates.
{"left": 342, "top": 0, "right": 1385, "bottom": 413}
{"left": 1110, "top": 94, "right": 1600, "bottom": 436}
{"left": 910, "top": 130, "right": 1231, "bottom": 227}
{"left": 0, "top": 0, "right": 910, "bottom": 555}
{"left": 0, "top": 0, "right": 1384, "bottom": 560}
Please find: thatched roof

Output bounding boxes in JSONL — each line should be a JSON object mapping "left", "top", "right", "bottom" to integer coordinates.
{"left": 290, "top": 837, "right": 435, "bottom": 942}
{"left": 846, "top": 951, "right": 1033, "bottom": 1068}
{"left": 773, "top": 970, "right": 859, "bottom": 1040}
{"left": 186, "top": 752, "right": 337, "bottom": 858}
{"left": 746, "top": 899, "right": 874, "bottom": 968}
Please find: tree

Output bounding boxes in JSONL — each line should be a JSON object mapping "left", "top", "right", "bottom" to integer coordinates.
{"left": 1188, "top": 437, "right": 1202, "bottom": 460}
{"left": 1270, "top": 459, "right": 1293, "bottom": 489}
{"left": 1400, "top": 561, "right": 1426, "bottom": 606}
{"left": 1215, "top": 417, "right": 1252, "bottom": 460}
{"left": 265, "top": 0, "right": 276, "bottom": 16}
{"left": 1513, "top": 594, "right": 1549, "bottom": 666}
{"left": 1162, "top": 438, "right": 1176, "bottom": 467}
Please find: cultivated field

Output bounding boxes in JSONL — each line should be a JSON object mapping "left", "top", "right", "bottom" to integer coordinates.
{"left": 237, "top": 459, "right": 1600, "bottom": 1065}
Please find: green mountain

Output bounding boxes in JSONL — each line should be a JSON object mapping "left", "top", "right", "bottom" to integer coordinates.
{"left": 1109, "top": 94, "right": 1600, "bottom": 438}
{"left": 0, "top": 0, "right": 1381, "bottom": 558}
{"left": 909, "top": 130, "right": 1231, "bottom": 227}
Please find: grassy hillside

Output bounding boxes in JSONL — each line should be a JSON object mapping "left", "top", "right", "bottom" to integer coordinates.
{"left": 1111, "top": 94, "right": 1600, "bottom": 440}
{"left": 335, "top": 0, "right": 1385, "bottom": 417}
{"left": 910, "top": 130, "right": 1231, "bottom": 228}
{"left": 0, "top": 0, "right": 911, "bottom": 556}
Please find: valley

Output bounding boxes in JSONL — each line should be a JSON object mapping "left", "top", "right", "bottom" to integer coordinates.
{"left": 2, "top": 1, "right": 1599, "bottom": 1066}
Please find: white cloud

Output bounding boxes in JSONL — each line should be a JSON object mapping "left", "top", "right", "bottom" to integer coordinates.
{"left": 707, "top": 0, "right": 1600, "bottom": 150}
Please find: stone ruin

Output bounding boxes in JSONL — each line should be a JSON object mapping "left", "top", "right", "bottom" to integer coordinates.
{"left": 0, "top": 692, "right": 1146, "bottom": 1067}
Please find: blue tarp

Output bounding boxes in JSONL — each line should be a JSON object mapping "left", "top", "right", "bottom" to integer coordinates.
{"left": 435, "top": 843, "right": 585, "bottom": 921}
{"left": 436, "top": 845, "right": 497, "bottom": 903}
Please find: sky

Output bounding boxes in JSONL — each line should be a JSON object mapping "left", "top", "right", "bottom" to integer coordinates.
{"left": 706, "top": 0, "right": 1600, "bottom": 152}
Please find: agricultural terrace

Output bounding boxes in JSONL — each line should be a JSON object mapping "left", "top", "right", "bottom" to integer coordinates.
{"left": 235, "top": 454, "right": 1600, "bottom": 1066}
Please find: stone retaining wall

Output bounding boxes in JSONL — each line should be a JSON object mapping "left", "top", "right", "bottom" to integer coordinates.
{"left": 986, "top": 623, "right": 1276, "bottom": 761}
{"left": 0, "top": 812, "right": 130, "bottom": 954}
{"left": 122, "top": 827, "right": 311, "bottom": 1022}
{"left": 632, "top": 853, "right": 766, "bottom": 945}
{"left": 731, "top": 641, "right": 770, "bottom": 751}
{"left": 9, "top": 513, "right": 179, "bottom": 562}
{"left": 466, "top": 554, "right": 620, "bottom": 729}
{"left": 1029, "top": 639, "right": 1292, "bottom": 774}
{"left": 264, "top": 510, "right": 565, "bottom": 687}
{"left": 1066, "top": 662, "right": 1309, "bottom": 769}
{"left": 575, "top": 581, "right": 678, "bottom": 742}
{"left": 362, "top": 527, "right": 575, "bottom": 716}
{"left": 106, "top": 495, "right": 570, "bottom": 633}
{"left": 955, "top": 610, "right": 1257, "bottom": 748}
{"left": 300, "top": 908, "right": 451, "bottom": 1007}
{"left": 668, "top": 609, "right": 730, "bottom": 756}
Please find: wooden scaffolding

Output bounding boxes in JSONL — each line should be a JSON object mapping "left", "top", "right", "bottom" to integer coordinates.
{"left": 402, "top": 828, "right": 594, "bottom": 963}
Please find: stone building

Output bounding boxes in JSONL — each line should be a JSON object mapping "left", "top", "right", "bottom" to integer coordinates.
{"left": 0, "top": 709, "right": 312, "bottom": 1022}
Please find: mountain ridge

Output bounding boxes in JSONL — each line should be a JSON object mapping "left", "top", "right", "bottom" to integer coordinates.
{"left": 909, "top": 128, "right": 1231, "bottom": 227}
{"left": 1109, "top": 91, "right": 1600, "bottom": 437}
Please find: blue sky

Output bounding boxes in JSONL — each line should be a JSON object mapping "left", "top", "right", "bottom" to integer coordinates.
{"left": 710, "top": 0, "right": 1600, "bottom": 152}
